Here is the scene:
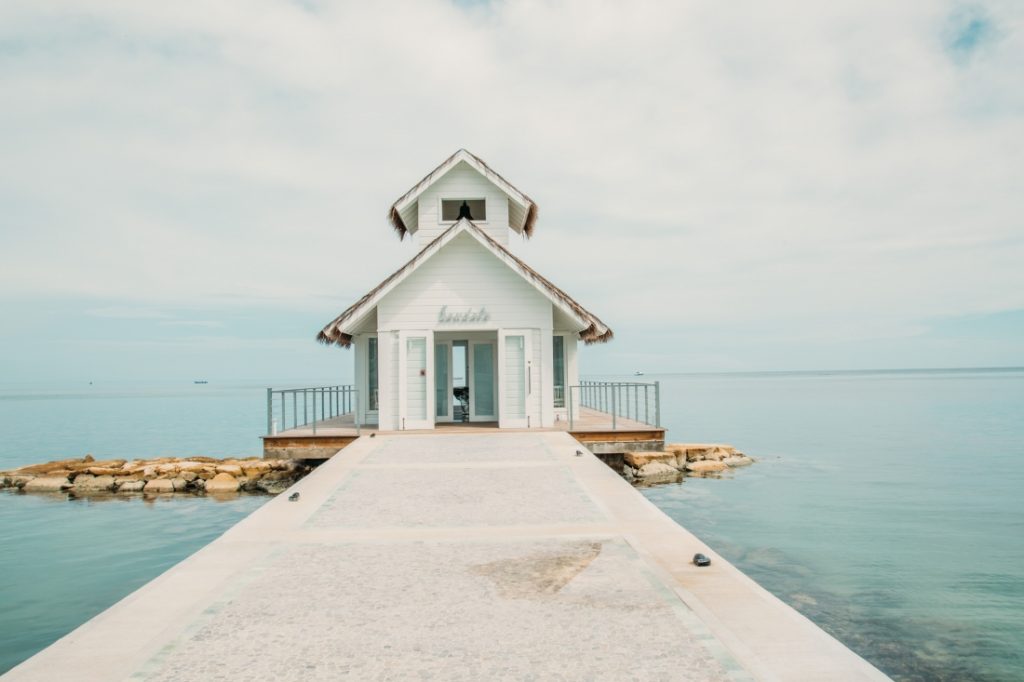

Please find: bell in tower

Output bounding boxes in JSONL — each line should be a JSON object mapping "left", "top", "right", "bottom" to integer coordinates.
{"left": 457, "top": 200, "right": 474, "bottom": 220}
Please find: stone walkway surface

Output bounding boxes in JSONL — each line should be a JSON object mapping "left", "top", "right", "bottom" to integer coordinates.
{"left": 4, "top": 433, "right": 889, "bottom": 681}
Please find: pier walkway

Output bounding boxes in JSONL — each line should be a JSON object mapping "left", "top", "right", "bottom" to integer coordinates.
{"left": 6, "top": 433, "right": 887, "bottom": 681}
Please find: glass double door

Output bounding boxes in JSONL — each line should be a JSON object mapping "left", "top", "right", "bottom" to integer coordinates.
{"left": 434, "top": 337, "right": 497, "bottom": 422}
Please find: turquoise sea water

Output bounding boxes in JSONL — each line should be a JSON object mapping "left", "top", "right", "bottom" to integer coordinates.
{"left": 0, "top": 370, "right": 1022, "bottom": 679}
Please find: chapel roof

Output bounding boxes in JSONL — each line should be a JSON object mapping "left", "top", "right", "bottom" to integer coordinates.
{"left": 387, "top": 149, "right": 538, "bottom": 240}
{"left": 317, "top": 218, "right": 611, "bottom": 348}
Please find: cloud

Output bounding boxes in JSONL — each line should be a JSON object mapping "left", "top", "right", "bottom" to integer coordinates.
{"left": 0, "top": 0, "right": 1022, "bottom": 371}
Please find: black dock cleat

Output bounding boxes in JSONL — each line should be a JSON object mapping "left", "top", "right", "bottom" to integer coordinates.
{"left": 693, "top": 553, "right": 711, "bottom": 567}
{"left": 288, "top": 492, "right": 300, "bottom": 502}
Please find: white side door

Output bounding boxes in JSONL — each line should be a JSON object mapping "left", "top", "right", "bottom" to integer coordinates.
{"left": 398, "top": 330, "right": 433, "bottom": 430}
{"left": 498, "top": 329, "right": 532, "bottom": 429}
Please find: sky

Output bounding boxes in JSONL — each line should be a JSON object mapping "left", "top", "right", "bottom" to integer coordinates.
{"left": 1, "top": 0, "right": 1022, "bottom": 384}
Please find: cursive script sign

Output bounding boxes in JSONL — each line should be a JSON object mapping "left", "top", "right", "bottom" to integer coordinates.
{"left": 438, "top": 305, "right": 490, "bottom": 324}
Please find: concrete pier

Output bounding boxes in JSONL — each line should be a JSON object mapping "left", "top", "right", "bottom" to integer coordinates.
{"left": 5, "top": 433, "right": 888, "bottom": 681}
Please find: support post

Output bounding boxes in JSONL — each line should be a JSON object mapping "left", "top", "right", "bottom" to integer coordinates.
{"left": 611, "top": 385, "right": 617, "bottom": 431}
{"left": 568, "top": 386, "right": 574, "bottom": 430}
{"left": 312, "top": 388, "right": 317, "bottom": 435}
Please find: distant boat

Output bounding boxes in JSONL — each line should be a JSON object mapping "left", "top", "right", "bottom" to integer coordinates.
{"left": 634, "top": 371, "right": 644, "bottom": 376}
{"left": 194, "top": 380, "right": 209, "bottom": 385}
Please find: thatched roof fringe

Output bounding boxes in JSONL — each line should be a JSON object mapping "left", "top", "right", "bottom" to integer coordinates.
{"left": 523, "top": 203, "right": 537, "bottom": 238}
{"left": 388, "top": 206, "right": 408, "bottom": 241}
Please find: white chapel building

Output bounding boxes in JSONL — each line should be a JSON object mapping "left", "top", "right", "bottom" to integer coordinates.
{"left": 317, "top": 150, "right": 612, "bottom": 431}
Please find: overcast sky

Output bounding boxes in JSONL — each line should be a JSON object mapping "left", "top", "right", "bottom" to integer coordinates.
{"left": 1, "top": 0, "right": 1022, "bottom": 383}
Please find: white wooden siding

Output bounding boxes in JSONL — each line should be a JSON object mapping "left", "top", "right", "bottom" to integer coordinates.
{"left": 378, "top": 232, "right": 551, "bottom": 331}
{"left": 377, "top": 331, "right": 400, "bottom": 431}
{"left": 416, "top": 161, "right": 512, "bottom": 246}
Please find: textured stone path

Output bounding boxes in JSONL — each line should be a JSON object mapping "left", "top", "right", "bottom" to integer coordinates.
{"left": 5, "top": 433, "right": 888, "bottom": 681}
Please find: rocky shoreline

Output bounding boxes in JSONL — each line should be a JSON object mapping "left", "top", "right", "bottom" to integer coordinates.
{"left": 623, "top": 443, "right": 753, "bottom": 483}
{"left": 0, "top": 455, "right": 315, "bottom": 496}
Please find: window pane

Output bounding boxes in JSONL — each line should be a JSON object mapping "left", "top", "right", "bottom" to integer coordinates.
{"left": 473, "top": 343, "right": 494, "bottom": 416}
{"left": 435, "top": 344, "right": 448, "bottom": 418}
{"left": 553, "top": 336, "right": 565, "bottom": 408}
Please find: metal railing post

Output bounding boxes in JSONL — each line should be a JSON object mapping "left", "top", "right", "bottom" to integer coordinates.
{"left": 611, "top": 385, "right": 617, "bottom": 430}
{"left": 312, "top": 388, "right": 317, "bottom": 435}
{"left": 655, "top": 381, "right": 661, "bottom": 427}
{"left": 355, "top": 390, "right": 361, "bottom": 436}
{"left": 303, "top": 388, "right": 308, "bottom": 426}
{"left": 266, "top": 388, "right": 272, "bottom": 435}
{"left": 644, "top": 384, "right": 649, "bottom": 425}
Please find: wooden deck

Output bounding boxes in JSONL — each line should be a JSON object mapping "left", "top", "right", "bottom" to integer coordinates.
{"left": 262, "top": 407, "right": 665, "bottom": 459}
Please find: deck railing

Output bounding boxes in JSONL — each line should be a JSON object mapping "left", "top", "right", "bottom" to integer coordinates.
{"left": 266, "top": 385, "right": 360, "bottom": 436}
{"left": 567, "top": 380, "right": 660, "bottom": 431}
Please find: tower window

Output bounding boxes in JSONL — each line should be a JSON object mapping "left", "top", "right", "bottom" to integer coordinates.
{"left": 441, "top": 198, "right": 486, "bottom": 222}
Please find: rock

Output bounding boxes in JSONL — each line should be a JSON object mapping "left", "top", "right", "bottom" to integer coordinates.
{"left": 635, "top": 461, "right": 681, "bottom": 478}
{"left": 83, "top": 454, "right": 94, "bottom": 463}
{"left": 170, "top": 477, "right": 189, "bottom": 492}
{"left": 86, "top": 467, "right": 124, "bottom": 476}
{"left": 685, "top": 460, "right": 729, "bottom": 474}
{"left": 142, "top": 466, "right": 159, "bottom": 479}
{"left": 175, "top": 461, "right": 206, "bottom": 472}
{"left": 9, "top": 475, "right": 35, "bottom": 488}
{"left": 14, "top": 458, "right": 84, "bottom": 475}
{"left": 205, "top": 473, "right": 239, "bottom": 493}
{"left": 156, "top": 463, "right": 180, "bottom": 474}
{"left": 24, "top": 477, "right": 71, "bottom": 492}
{"left": 242, "top": 468, "right": 265, "bottom": 480}
{"left": 197, "top": 469, "right": 216, "bottom": 480}
{"left": 180, "top": 471, "right": 197, "bottom": 482}
{"left": 216, "top": 464, "right": 243, "bottom": 476}
{"left": 113, "top": 476, "right": 140, "bottom": 484}
{"left": 192, "top": 478, "right": 206, "bottom": 491}
{"left": 72, "top": 458, "right": 125, "bottom": 470}
{"left": 238, "top": 477, "right": 260, "bottom": 492}
{"left": 44, "top": 469, "right": 74, "bottom": 479}
{"left": 623, "top": 451, "right": 678, "bottom": 469}
{"left": 722, "top": 455, "right": 753, "bottom": 467}
{"left": 256, "top": 479, "right": 291, "bottom": 495}
{"left": 143, "top": 479, "right": 175, "bottom": 493}
{"left": 118, "top": 480, "right": 146, "bottom": 492}
{"left": 74, "top": 474, "right": 116, "bottom": 491}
